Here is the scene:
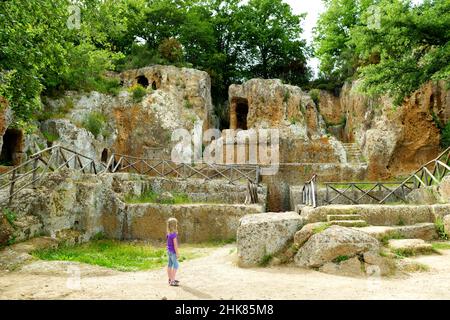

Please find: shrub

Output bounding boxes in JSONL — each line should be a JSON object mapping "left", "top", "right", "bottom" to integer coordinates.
{"left": 42, "top": 131, "right": 60, "bottom": 143}
{"left": 184, "top": 99, "right": 193, "bottom": 109}
{"left": 128, "top": 84, "right": 148, "bottom": 103}
{"left": 3, "top": 209, "right": 17, "bottom": 225}
{"left": 259, "top": 253, "right": 273, "bottom": 267}
{"left": 82, "top": 112, "right": 107, "bottom": 138}
{"left": 158, "top": 38, "right": 184, "bottom": 63}
{"left": 309, "top": 89, "right": 320, "bottom": 106}
{"left": 283, "top": 89, "right": 291, "bottom": 103}
{"left": 333, "top": 255, "right": 350, "bottom": 263}
{"left": 435, "top": 217, "right": 449, "bottom": 240}
{"left": 441, "top": 122, "right": 450, "bottom": 149}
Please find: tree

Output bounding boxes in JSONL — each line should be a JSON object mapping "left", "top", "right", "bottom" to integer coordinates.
{"left": 313, "top": 0, "right": 377, "bottom": 85}
{"left": 235, "top": 0, "right": 310, "bottom": 85}
{"left": 314, "top": 0, "right": 450, "bottom": 104}
{"left": 351, "top": 0, "right": 450, "bottom": 104}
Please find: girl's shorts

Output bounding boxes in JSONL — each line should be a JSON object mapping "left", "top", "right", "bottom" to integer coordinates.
{"left": 168, "top": 252, "right": 179, "bottom": 269}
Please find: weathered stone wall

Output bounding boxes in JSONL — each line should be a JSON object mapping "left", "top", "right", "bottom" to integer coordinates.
{"left": 3, "top": 171, "right": 267, "bottom": 246}
{"left": 300, "top": 204, "right": 442, "bottom": 226}
{"left": 127, "top": 203, "right": 264, "bottom": 243}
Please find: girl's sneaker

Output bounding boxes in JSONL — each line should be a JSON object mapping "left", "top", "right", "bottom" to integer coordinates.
{"left": 170, "top": 280, "right": 179, "bottom": 287}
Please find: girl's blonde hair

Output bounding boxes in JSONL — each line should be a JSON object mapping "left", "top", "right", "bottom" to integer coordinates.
{"left": 167, "top": 218, "right": 178, "bottom": 234}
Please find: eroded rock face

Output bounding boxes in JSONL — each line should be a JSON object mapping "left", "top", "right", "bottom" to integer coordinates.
{"left": 317, "top": 80, "right": 449, "bottom": 179}
{"left": 229, "top": 79, "right": 325, "bottom": 138}
{"left": 294, "top": 225, "right": 379, "bottom": 268}
{"left": 237, "top": 212, "right": 304, "bottom": 267}
{"left": 41, "top": 65, "right": 214, "bottom": 161}
{"left": 40, "top": 119, "right": 105, "bottom": 163}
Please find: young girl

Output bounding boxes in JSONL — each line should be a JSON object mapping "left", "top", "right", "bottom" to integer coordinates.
{"left": 166, "top": 218, "right": 180, "bottom": 286}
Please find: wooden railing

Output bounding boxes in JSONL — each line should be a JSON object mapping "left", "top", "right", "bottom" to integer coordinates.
{"left": 379, "top": 146, "right": 450, "bottom": 203}
{"left": 102, "top": 153, "right": 261, "bottom": 185}
{"left": 302, "top": 174, "right": 317, "bottom": 207}
{"left": 324, "top": 181, "right": 415, "bottom": 205}
{"left": 0, "top": 145, "right": 106, "bottom": 206}
{"left": 323, "top": 147, "right": 450, "bottom": 205}
{"left": 0, "top": 147, "right": 262, "bottom": 206}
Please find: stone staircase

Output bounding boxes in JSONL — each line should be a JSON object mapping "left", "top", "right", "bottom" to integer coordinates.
{"left": 326, "top": 213, "right": 368, "bottom": 227}
{"left": 342, "top": 143, "right": 365, "bottom": 164}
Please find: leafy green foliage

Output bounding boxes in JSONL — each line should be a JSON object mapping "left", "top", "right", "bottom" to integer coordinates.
{"left": 441, "top": 122, "right": 450, "bottom": 149}
{"left": 314, "top": 0, "right": 450, "bottom": 104}
{"left": 312, "top": 223, "right": 331, "bottom": 234}
{"left": 42, "top": 131, "right": 60, "bottom": 143}
{"left": 435, "top": 217, "right": 449, "bottom": 240}
{"left": 31, "top": 240, "right": 190, "bottom": 272}
{"left": 259, "top": 253, "right": 273, "bottom": 267}
{"left": 380, "top": 232, "right": 404, "bottom": 246}
{"left": 128, "top": 84, "right": 148, "bottom": 103}
{"left": 3, "top": 209, "right": 17, "bottom": 226}
{"left": 0, "top": 0, "right": 126, "bottom": 125}
{"left": 124, "top": 190, "right": 192, "bottom": 205}
{"left": 432, "top": 242, "right": 450, "bottom": 251}
{"left": 158, "top": 38, "right": 184, "bottom": 63}
{"left": 184, "top": 99, "right": 193, "bottom": 109}
{"left": 235, "top": 0, "right": 310, "bottom": 85}
{"left": 82, "top": 112, "right": 107, "bottom": 138}
{"left": 333, "top": 255, "right": 350, "bottom": 263}
{"left": 309, "top": 89, "right": 320, "bottom": 106}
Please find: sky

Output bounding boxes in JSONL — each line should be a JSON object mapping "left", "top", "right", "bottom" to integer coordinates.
{"left": 283, "top": 0, "right": 325, "bottom": 77}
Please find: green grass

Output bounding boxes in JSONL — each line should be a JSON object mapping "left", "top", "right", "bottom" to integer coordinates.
{"left": 283, "top": 89, "right": 290, "bottom": 103}
{"left": 3, "top": 208, "right": 17, "bottom": 225}
{"left": 432, "top": 242, "right": 450, "bottom": 251}
{"left": 32, "top": 240, "right": 203, "bottom": 272}
{"left": 312, "top": 223, "right": 331, "bottom": 234}
{"left": 259, "top": 254, "right": 273, "bottom": 267}
{"left": 128, "top": 84, "right": 148, "bottom": 103}
{"left": 82, "top": 112, "right": 107, "bottom": 138}
{"left": 333, "top": 255, "right": 350, "bottom": 263}
{"left": 435, "top": 217, "right": 449, "bottom": 240}
{"left": 124, "top": 190, "right": 193, "bottom": 205}
{"left": 392, "top": 248, "right": 413, "bottom": 258}
{"left": 380, "top": 232, "right": 405, "bottom": 246}
{"left": 184, "top": 99, "right": 193, "bottom": 109}
{"left": 42, "top": 131, "right": 60, "bottom": 143}
{"left": 402, "top": 262, "right": 430, "bottom": 273}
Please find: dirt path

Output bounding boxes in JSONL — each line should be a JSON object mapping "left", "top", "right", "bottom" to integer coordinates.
{"left": 1, "top": 245, "right": 450, "bottom": 300}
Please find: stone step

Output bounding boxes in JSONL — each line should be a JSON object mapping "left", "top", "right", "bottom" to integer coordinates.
{"left": 329, "top": 220, "right": 368, "bottom": 227}
{"left": 327, "top": 214, "right": 363, "bottom": 222}
{"left": 355, "top": 223, "right": 438, "bottom": 241}
{"left": 388, "top": 239, "right": 434, "bottom": 256}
